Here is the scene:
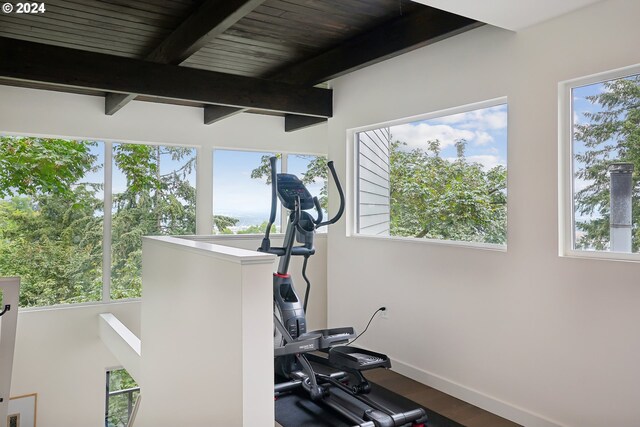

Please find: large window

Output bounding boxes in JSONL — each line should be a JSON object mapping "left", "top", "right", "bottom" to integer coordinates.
{"left": 213, "top": 150, "right": 327, "bottom": 234}
{"left": 562, "top": 67, "right": 640, "bottom": 258}
{"left": 354, "top": 101, "right": 508, "bottom": 247}
{"left": 0, "top": 136, "right": 196, "bottom": 307}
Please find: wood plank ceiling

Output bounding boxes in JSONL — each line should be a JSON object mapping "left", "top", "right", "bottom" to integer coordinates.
{"left": 0, "top": 0, "right": 483, "bottom": 131}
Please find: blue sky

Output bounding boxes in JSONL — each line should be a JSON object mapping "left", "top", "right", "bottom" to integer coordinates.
{"left": 213, "top": 150, "right": 325, "bottom": 225}
{"left": 389, "top": 104, "right": 508, "bottom": 170}
{"left": 572, "top": 81, "right": 603, "bottom": 194}
{"left": 213, "top": 150, "right": 278, "bottom": 220}
{"left": 572, "top": 79, "right": 612, "bottom": 225}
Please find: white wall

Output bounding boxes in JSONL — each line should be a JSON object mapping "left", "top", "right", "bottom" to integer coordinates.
{"left": 326, "top": 1, "right": 640, "bottom": 426}
{"left": 0, "top": 85, "right": 327, "bottom": 153}
{"left": 10, "top": 301, "right": 140, "bottom": 427}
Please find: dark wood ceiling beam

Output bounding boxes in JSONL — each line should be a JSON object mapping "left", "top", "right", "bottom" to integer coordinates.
{"left": 149, "top": 0, "right": 267, "bottom": 64}
{"left": 105, "top": 93, "right": 137, "bottom": 115}
{"left": 106, "top": 0, "right": 267, "bottom": 115}
{"left": 284, "top": 115, "right": 328, "bottom": 132}
{"left": 274, "top": 8, "right": 483, "bottom": 86}
{"left": 216, "top": 7, "right": 482, "bottom": 131}
{"left": 204, "top": 105, "right": 247, "bottom": 125}
{"left": 0, "top": 37, "right": 332, "bottom": 117}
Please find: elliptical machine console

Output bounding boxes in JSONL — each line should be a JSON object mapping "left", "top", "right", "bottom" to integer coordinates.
{"left": 259, "top": 157, "right": 427, "bottom": 427}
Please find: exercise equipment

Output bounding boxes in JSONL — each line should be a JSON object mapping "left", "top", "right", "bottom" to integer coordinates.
{"left": 258, "top": 157, "right": 427, "bottom": 427}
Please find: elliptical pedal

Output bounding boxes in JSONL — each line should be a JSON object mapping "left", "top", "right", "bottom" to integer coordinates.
{"left": 329, "top": 346, "right": 391, "bottom": 371}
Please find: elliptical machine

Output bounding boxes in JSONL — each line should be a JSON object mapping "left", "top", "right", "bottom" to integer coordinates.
{"left": 258, "top": 157, "right": 428, "bottom": 427}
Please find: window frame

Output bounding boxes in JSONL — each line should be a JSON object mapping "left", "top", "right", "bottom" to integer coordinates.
{"left": 105, "top": 367, "right": 140, "bottom": 427}
{"left": 0, "top": 134, "right": 199, "bottom": 310}
{"left": 558, "top": 63, "right": 640, "bottom": 262}
{"left": 347, "top": 97, "right": 508, "bottom": 251}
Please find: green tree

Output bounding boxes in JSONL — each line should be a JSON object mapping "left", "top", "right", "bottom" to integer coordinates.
{"left": 573, "top": 74, "right": 640, "bottom": 251}
{"left": 111, "top": 144, "right": 196, "bottom": 299}
{"left": 251, "top": 154, "right": 329, "bottom": 208}
{"left": 0, "top": 137, "right": 103, "bottom": 307}
{"left": 389, "top": 139, "right": 507, "bottom": 244}
{"left": 0, "top": 137, "right": 197, "bottom": 306}
{"left": 213, "top": 214, "right": 239, "bottom": 234}
{"left": 237, "top": 221, "right": 276, "bottom": 234}
{"left": 0, "top": 136, "right": 97, "bottom": 197}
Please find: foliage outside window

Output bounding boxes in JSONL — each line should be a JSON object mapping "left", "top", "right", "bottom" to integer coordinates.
{"left": 111, "top": 143, "right": 196, "bottom": 299}
{"left": 0, "top": 137, "right": 104, "bottom": 307}
{"left": 355, "top": 103, "right": 508, "bottom": 246}
{"left": 569, "top": 71, "right": 640, "bottom": 254}
{"left": 105, "top": 368, "right": 139, "bottom": 427}
{"left": 213, "top": 150, "right": 327, "bottom": 234}
{"left": 0, "top": 136, "right": 196, "bottom": 308}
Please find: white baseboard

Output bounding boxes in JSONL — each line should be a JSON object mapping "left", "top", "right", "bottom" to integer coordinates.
{"left": 390, "top": 358, "right": 567, "bottom": 427}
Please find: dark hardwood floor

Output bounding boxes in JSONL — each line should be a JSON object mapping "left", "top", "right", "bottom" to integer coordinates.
{"left": 275, "top": 368, "right": 522, "bottom": 427}
{"left": 364, "top": 369, "right": 521, "bottom": 427}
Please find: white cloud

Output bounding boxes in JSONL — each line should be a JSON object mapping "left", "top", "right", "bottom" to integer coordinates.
{"left": 435, "top": 105, "right": 507, "bottom": 131}
{"left": 474, "top": 131, "right": 494, "bottom": 146}
{"left": 390, "top": 123, "right": 474, "bottom": 149}
{"left": 467, "top": 155, "right": 504, "bottom": 170}
{"left": 390, "top": 105, "right": 507, "bottom": 150}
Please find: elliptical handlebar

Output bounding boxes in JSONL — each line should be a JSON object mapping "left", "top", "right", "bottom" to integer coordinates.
{"left": 259, "top": 156, "right": 344, "bottom": 254}
{"left": 266, "top": 156, "right": 278, "bottom": 234}
{"left": 318, "top": 160, "right": 345, "bottom": 228}
{"left": 312, "top": 196, "right": 323, "bottom": 225}
{"left": 259, "top": 156, "right": 278, "bottom": 252}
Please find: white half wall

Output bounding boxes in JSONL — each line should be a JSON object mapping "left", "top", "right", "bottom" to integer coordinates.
{"left": 10, "top": 301, "right": 140, "bottom": 427}
{"left": 138, "top": 236, "right": 275, "bottom": 427}
{"left": 191, "top": 234, "right": 329, "bottom": 330}
{"left": 326, "top": 1, "right": 640, "bottom": 426}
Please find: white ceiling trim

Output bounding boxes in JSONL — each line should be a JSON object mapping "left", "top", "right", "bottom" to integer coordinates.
{"left": 411, "top": 0, "right": 604, "bottom": 31}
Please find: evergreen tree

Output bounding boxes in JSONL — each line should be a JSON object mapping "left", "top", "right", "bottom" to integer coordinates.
{"left": 111, "top": 144, "right": 196, "bottom": 299}
{"left": 573, "top": 74, "right": 640, "bottom": 251}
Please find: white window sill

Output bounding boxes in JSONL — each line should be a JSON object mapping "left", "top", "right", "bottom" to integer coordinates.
{"left": 18, "top": 298, "right": 141, "bottom": 313}
{"left": 349, "top": 233, "right": 507, "bottom": 252}
{"left": 562, "top": 249, "right": 640, "bottom": 263}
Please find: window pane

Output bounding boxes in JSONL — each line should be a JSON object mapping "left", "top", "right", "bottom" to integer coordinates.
{"left": 356, "top": 104, "right": 508, "bottom": 245}
{"left": 111, "top": 144, "right": 196, "bottom": 299}
{"left": 106, "top": 368, "right": 139, "bottom": 427}
{"left": 213, "top": 150, "right": 280, "bottom": 234}
{"left": 0, "top": 136, "right": 104, "bottom": 307}
{"left": 572, "top": 74, "right": 640, "bottom": 253}
{"left": 287, "top": 154, "right": 328, "bottom": 232}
